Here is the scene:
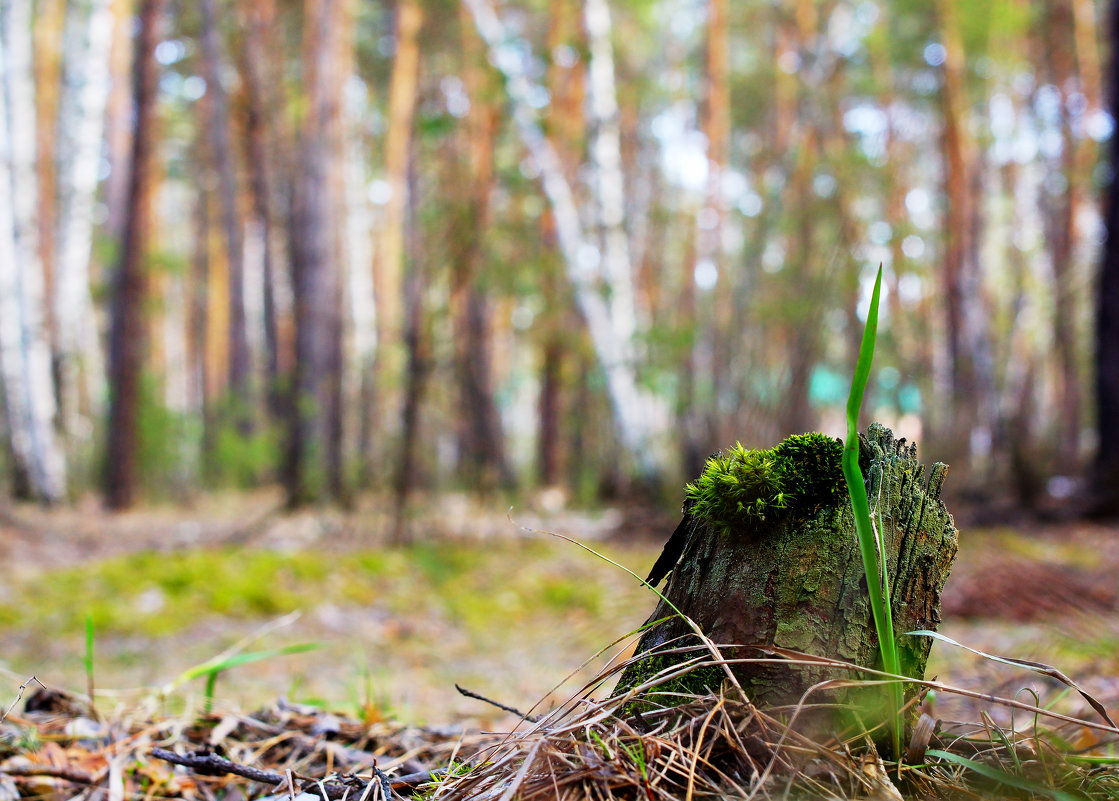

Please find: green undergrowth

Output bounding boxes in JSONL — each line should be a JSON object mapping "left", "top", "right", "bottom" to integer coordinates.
{"left": 0, "top": 541, "right": 607, "bottom": 640}
{"left": 684, "top": 431, "right": 849, "bottom": 534}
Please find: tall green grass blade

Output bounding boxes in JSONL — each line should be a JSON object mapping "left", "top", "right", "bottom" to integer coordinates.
{"left": 925, "top": 749, "right": 1088, "bottom": 801}
{"left": 84, "top": 615, "right": 97, "bottom": 717}
{"left": 842, "top": 265, "right": 902, "bottom": 760}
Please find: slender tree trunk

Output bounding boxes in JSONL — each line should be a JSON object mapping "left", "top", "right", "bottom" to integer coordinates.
{"left": 340, "top": 82, "right": 378, "bottom": 487}
{"left": 103, "top": 0, "right": 134, "bottom": 241}
{"left": 680, "top": 0, "right": 730, "bottom": 475}
{"left": 0, "top": 0, "right": 67, "bottom": 503}
{"left": 372, "top": 0, "right": 422, "bottom": 463}
{"left": 104, "top": 0, "right": 163, "bottom": 509}
{"left": 237, "top": 0, "right": 287, "bottom": 417}
{"left": 936, "top": 0, "right": 980, "bottom": 451}
{"left": 33, "top": 0, "right": 65, "bottom": 328}
{"left": 392, "top": 165, "right": 428, "bottom": 543}
{"left": 535, "top": 0, "right": 582, "bottom": 488}
{"left": 189, "top": 185, "right": 214, "bottom": 470}
{"left": 54, "top": 0, "right": 113, "bottom": 452}
{"left": 1091, "top": 0, "right": 1119, "bottom": 516}
{"left": 285, "top": 0, "right": 346, "bottom": 506}
{"left": 199, "top": 0, "right": 251, "bottom": 425}
{"left": 451, "top": 10, "right": 509, "bottom": 490}
{"left": 1035, "top": 0, "right": 1083, "bottom": 471}
{"left": 537, "top": 335, "right": 563, "bottom": 485}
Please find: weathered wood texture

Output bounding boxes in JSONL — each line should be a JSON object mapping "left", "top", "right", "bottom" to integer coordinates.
{"left": 617, "top": 424, "right": 958, "bottom": 712}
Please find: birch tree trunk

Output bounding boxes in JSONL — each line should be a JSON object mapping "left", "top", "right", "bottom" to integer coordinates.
{"left": 54, "top": 0, "right": 113, "bottom": 450}
{"left": 0, "top": 0, "right": 67, "bottom": 503}
{"left": 104, "top": 0, "right": 163, "bottom": 509}
{"left": 342, "top": 85, "right": 377, "bottom": 484}
{"left": 463, "top": 0, "right": 667, "bottom": 480}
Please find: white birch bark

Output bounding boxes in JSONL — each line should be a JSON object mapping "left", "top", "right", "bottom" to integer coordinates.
{"left": 583, "top": 0, "right": 638, "bottom": 340}
{"left": 0, "top": 0, "right": 68, "bottom": 502}
{"left": 344, "top": 80, "right": 377, "bottom": 365}
{"left": 55, "top": 0, "right": 113, "bottom": 438}
{"left": 462, "top": 0, "right": 666, "bottom": 476}
{"left": 342, "top": 79, "right": 376, "bottom": 466}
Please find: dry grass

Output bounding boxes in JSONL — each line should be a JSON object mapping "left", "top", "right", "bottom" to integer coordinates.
{"left": 1, "top": 629, "right": 1117, "bottom": 800}
{"left": 428, "top": 636, "right": 1119, "bottom": 800}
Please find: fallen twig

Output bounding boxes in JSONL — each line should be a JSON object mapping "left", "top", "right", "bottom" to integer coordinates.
{"left": 1, "top": 763, "right": 100, "bottom": 785}
{"left": 454, "top": 684, "right": 540, "bottom": 723}
{"left": 1, "top": 676, "right": 47, "bottom": 723}
{"left": 149, "top": 748, "right": 444, "bottom": 797}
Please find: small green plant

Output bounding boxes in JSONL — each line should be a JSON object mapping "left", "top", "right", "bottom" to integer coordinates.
{"left": 168, "top": 642, "right": 321, "bottom": 714}
{"left": 84, "top": 615, "right": 98, "bottom": 718}
{"left": 841, "top": 265, "right": 903, "bottom": 761}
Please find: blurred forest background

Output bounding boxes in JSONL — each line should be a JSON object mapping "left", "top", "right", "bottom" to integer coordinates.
{"left": 2, "top": 0, "right": 1119, "bottom": 527}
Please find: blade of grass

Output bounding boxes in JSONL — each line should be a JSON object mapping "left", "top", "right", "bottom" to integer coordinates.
{"left": 842, "top": 265, "right": 902, "bottom": 761}
{"left": 909, "top": 630, "right": 1117, "bottom": 728}
{"left": 84, "top": 615, "right": 98, "bottom": 718}
{"left": 925, "top": 749, "right": 1087, "bottom": 801}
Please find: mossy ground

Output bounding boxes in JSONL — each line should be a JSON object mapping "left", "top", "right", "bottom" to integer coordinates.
{"left": 0, "top": 537, "right": 658, "bottom": 721}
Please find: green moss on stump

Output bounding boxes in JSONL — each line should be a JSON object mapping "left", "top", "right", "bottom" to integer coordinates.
{"left": 684, "top": 432, "right": 846, "bottom": 534}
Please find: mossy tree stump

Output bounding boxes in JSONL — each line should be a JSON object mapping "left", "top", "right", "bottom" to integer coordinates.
{"left": 617, "top": 424, "right": 958, "bottom": 723}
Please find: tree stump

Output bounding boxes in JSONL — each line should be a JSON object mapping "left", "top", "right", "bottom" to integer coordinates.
{"left": 616, "top": 424, "right": 958, "bottom": 727}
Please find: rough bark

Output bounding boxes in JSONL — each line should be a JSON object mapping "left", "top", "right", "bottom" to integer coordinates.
{"left": 1092, "top": 0, "right": 1119, "bottom": 517}
{"left": 285, "top": 0, "right": 346, "bottom": 506}
{"left": 451, "top": 12, "right": 509, "bottom": 490}
{"left": 198, "top": 0, "right": 251, "bottom": 422}
{"left": 617, "top": 425, "right": 958, "bottom": 728}
{"left": 535, "top": 0, "right": 582, "bottom": 488}
{"left": 237, "top": 0, "right": 287, "bottom": 417}
{"left": 104, "top": 0, "right": 163, "bottom": 509}
{"left": 934, "top": 0, "right": 980, "bottom": 455}
{"left": 1039, "top": 0, "right": 1084, "bottom": 471}
{"left": 372, "top": 0, "right": 422, "bottom": 402}
{"left": 391, "top": 164, "right": 428, "bottom": 544}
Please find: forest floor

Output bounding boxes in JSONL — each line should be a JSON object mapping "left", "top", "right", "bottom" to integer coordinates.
{"left": 1, "top": 490, "right": 1118, "bottom": 731}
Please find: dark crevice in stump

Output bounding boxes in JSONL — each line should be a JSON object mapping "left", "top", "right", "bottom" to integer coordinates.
{"left": 616, "top": 424, "right": 959, "bottom": 732}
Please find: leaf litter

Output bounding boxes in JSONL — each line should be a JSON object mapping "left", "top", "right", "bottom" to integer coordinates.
{"left": 3, "top": 628, "right": 1118, "bottom": 801}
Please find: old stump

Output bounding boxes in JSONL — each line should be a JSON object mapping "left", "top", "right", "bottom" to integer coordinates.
{"left": 616, "top": 424, "right": 959, "bottom": 730}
